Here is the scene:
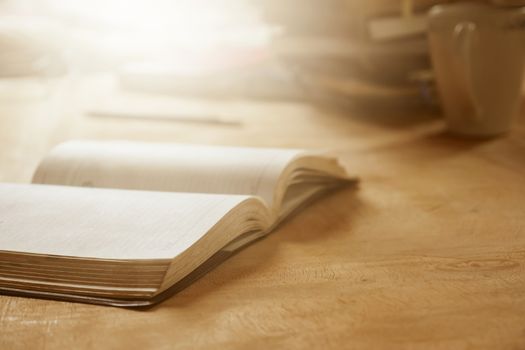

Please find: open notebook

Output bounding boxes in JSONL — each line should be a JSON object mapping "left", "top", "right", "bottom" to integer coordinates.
{"left": 0, "top": 141, "right": 355, "bottom": 307}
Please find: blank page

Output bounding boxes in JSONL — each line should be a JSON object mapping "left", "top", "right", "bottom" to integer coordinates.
{"left": 0, "top": 183, "right": 249, "bottom": 260}
{"left": 33, "top": 141, "right": 304, "bottom": 206}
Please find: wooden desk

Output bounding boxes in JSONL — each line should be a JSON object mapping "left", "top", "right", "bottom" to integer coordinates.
{"left": 1, "top": 82, "right": 524, "bottom": 349}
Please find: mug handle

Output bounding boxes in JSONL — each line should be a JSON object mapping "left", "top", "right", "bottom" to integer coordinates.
{"left": 453, "top": 21, "right": 483, "bottom": 121}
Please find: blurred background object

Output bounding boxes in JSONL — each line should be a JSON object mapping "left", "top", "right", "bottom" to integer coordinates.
{"left": 0, "top": 0, "right": 523, "bottom": 122}
{"left": 428, "top": 2, "right": 525, "bottom": 136}
{"left": 0, "top": 13, "right": 66, "bottom": 99}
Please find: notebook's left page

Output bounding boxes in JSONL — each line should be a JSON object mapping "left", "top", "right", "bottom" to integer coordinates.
{"left": 0, "top": 183, "right": 253, "bottom": 260}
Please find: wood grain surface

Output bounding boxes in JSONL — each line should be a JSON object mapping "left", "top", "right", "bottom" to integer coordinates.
{"left": 1, "top": 77, "right": 524, "bottom": 349}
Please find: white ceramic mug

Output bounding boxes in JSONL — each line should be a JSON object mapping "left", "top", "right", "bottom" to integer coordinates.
{"left": 428, "top": 3, "right": 525, "bottom": 136}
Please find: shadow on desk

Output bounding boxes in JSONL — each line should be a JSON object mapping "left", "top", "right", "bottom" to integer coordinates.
{"left": 318, "top": 100, "right": 441, "bottom": 129}
{"left": 367, "top": 129, "right": 509, "bottom": 164}
{"left": 149, "top": 186, "right": 362, "bottom": 311}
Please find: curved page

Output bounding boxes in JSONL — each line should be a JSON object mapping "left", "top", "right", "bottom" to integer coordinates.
{"left": 33, "top": 141, "right": 304, "bottom": 206}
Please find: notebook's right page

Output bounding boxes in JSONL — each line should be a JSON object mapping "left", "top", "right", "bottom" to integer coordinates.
{"left": 33, "top": 141, "right": 305, "bottom": 206}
